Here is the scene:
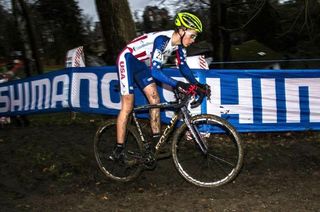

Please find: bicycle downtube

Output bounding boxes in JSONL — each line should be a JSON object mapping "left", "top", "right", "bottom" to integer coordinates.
{"left": 155, "top": 113, "right": 179, "bottom": 151}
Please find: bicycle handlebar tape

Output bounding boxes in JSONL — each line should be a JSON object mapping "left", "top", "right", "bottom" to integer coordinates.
{"left": 190, "top": 90, "right": 205, "bottom": 109}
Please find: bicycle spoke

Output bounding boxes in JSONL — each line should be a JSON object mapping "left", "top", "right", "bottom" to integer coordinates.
{"left": 207, "top": 152, "right": 235, "bottom": 167}
{"left": 176, "top": 148, "right": 200, "bottom": 163}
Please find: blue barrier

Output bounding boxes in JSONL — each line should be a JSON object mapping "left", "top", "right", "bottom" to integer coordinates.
{"left": 1, "top": 66, "right": 320, "bottom": 132}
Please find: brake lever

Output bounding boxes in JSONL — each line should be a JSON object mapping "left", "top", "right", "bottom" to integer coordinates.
{"left": 190, "top": 92, "right": 205, "bottom": 109}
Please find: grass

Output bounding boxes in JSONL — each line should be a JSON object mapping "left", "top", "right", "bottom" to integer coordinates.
{"left": 27, "top": 112, "right": 113, "bottom": 127}
{"left": 43, "top": 65, "right": 65, "bottom": 73}
{"left": 232, "top": 40, "right": 282, "bottom": 61}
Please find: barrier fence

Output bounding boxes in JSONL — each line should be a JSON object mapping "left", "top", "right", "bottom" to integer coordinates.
{"left": 0, "top": 66, "right": 320, "bottom": 132}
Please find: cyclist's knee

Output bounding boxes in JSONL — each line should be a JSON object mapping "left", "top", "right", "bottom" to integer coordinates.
{"left": 119, "top": 102, "right": 133, "bottom": 114}
{"left": 119, "top": 107, "right": 132, "bottom": 115}
{"left": 121, "top": 94, "right": 134, "bottom": 108}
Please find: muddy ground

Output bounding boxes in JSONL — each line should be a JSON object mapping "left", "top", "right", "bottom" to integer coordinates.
{"left": 0, "top": 114, "right": 319, "bottom": 211}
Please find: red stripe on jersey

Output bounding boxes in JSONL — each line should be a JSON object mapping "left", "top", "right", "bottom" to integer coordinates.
{"left": 176, "top": 50, "right": 181, "bottom": 65}
{"left": 127, "top": 47, "right": 133, "bottom": 53}
{"left": 134, "top": 51, "right": 147, "bottom": 59}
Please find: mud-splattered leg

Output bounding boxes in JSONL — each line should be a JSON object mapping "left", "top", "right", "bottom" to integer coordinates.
{"left": 144, "top": 83, "right": 161, "bottom": 135}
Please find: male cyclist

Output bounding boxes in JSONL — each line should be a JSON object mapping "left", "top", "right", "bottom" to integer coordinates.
{"left": 113, "top": 12, "right": 209, "bottom": 160}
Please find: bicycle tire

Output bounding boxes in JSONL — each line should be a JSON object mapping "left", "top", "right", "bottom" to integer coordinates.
{"left": 172, "top": 114, "right": 244, "bottom": 187}
{"left": 94, "top": 119, "right": 144, "bottom": 182}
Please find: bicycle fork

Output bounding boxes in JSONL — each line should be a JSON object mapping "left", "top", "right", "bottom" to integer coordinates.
{"left": 181, "top": 107, "right": 208, "bottom": 154}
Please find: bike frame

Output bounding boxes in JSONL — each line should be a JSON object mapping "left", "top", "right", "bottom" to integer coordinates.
{"left": 132, "top": 92, "right": 208, "bottom": 155}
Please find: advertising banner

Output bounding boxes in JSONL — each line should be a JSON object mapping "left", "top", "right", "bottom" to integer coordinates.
{"left": 1, "top": 66, "right": 320, "bottom": 132}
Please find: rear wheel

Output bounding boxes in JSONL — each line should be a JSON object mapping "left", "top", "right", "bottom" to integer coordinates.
{"left": 94, "top": 119, "right": 144, "bottom": 182}
{"left": 172, "top": 114, "right": 244, "bottom": 187}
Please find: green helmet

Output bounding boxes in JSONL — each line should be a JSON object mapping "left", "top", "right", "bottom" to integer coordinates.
{"left": 175, "top": 12, "right": 203, "bottom": 33}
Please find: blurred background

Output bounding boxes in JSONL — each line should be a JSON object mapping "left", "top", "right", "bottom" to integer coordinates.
{"left": 0, "top": 0, "right": 320, "bottom": 78}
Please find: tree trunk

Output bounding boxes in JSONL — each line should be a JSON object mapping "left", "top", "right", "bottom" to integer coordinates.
{"left": 210, "top": 0, "right": 222, "bottom": 68}
{"left": 220, "top": 2, "right": 231, "bottom": 65}
{"left": 13, "top": 0, "right": 43, "bottom": 75}
{"left": 95, "top": 0, "right": 136, "bottom": 65}
{"left": 210, "top": 0, "right": 231, "bottom": 69}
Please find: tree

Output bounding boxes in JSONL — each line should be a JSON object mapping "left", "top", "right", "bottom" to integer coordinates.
{"left": 210, "top": 0, "right": 230, "bottom": 67}
{"left": 12, "top": 0, "right": 43, "bottom": 74}
{"left": 272, "top": 0, "right": 320, "bottom": 56}
{"left": 95, "top": 0, "right": 136, "bottom": 64}
{"left": 35, "top": 0, "right": 85, "bottom": 64}
{"left": 0, "top": 3, "right": 23, "bottom": 58}
{"left": 142, "top": 6, "right": 171, "bottom": 33}
{"left": 244, "top": 1, "right": 282, "bottom": 50}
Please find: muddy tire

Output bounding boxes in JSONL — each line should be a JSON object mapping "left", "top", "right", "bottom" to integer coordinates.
{"left": 94, "top": 120, "right": 144, "bottom": 182}
{"left": 172, "top": 114, "right": 244, "bottom": 187}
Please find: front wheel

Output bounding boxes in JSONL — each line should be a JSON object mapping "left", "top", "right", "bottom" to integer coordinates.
{"left": 172, "top": 114, "right": 244, "bottom": 187}
{"left": 94, "top": 119, "right": 144, "bottom": 182}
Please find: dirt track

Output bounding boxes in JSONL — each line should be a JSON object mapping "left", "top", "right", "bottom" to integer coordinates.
{"left": 0, "top": 117, "right": 319, "bottom": 211}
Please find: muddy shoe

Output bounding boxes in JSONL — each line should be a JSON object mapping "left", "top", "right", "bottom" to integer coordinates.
{"left": 109, "top": 146, "right": 139, "bottom": 167}
{"left": 109, "top": 144, "right": 125, "bottom": 161}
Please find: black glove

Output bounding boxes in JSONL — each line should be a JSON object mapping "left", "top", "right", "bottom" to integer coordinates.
{"left": 176, "top": 81, "right": 207, "bottom": 108}
{"left": 196, "top": 82, "right": 211, "bottom": 100}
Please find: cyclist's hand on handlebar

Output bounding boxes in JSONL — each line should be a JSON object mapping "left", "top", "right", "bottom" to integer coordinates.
{"left": 176, "top": 81, "right": 206, "bottom": 108}
{"left": 176, "top": 81, "right": 194, "bottom": 94}
{"left": 176, "top": 81, "right": 208, "bottom": 97}
{"left": 196, "top": 83, "right": 211, "bottom": 101}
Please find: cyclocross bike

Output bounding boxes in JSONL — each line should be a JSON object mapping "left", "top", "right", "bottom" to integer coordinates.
{"left": 94, "top": 88, "right": 244, "bottom": 187}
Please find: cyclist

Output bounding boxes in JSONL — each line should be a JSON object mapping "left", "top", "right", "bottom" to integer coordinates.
{"left": 113, "top": 12, "right": 210, "bottom": 160}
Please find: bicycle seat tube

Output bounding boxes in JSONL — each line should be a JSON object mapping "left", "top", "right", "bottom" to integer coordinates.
{"left": 132, "top": 111, "right": 146, "bottom": 143}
